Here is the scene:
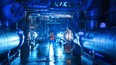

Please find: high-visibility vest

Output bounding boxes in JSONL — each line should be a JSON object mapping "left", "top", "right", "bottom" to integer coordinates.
{"left": 50, "top": 33, "right": 54, "bottom": 40}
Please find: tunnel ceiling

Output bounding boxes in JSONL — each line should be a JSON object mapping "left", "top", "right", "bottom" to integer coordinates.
{"left": 30, "top": 11, "right": 73, "bottom": 20}
{"left": 15, "top": 0, "right": 100, "bottom": 11}
{"left": 29, "top": 11, "right": 74, "bottom": 31}
{"left": 16, "top": 0, "right": 76, "bottom": 11}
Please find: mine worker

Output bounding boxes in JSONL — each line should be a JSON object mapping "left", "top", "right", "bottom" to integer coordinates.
{"left": 50, "top": 32, "right": 54, "bottom": 40}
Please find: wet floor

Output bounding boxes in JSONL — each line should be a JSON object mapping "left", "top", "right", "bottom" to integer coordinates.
{"left": 11, "top": 42, "right": 82, "bottom": 65}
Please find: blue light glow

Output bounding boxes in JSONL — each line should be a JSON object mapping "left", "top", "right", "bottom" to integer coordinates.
{"left": 49, "top": 44, "right": 55, "bottom": 65}
{"left": 34, "top": 32, "right": 38, "bottom": 38}
{"left": 60, "top": 2, "right": 63, "bottom": 6}
{"left": 63, "top": 2, "right": 67, "bottom": 7}
{"left": 55, "top": 2, "right": 58, "bottom": 7}
{"left": 30, "top": 49, "right": 38, "bottom": 59}
{"left": 78, "top": 31, "right": 84, "bottom": 35}
{"left": 53, "top": 1, "right": 73, "bottom": 7}
{"left": 38, "top": 14, "right": 40, "bottom": 16}
{"left": 57, "top": 47, "right": 63, "bottom": 56}
{"left": 100, "top": 22, "right": 106, "bottom": 28}
{"left": 19, "top": 31, "right": 23, "bottom": 34}
{"left": 57, "top": 32, "right": 64, "bottom": 39}
{"left": 17, "top": 30, "right": 23, "bottom": 34}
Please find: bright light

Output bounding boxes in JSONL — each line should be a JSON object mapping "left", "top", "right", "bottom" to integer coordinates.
{"left": 17, "top": 29, "right": 23, "bottom": 34}
{"left": 30, "top": 49, "right": 37, "bottom": 59}
{"left": 57, "top": 32, "right": 64, "bottom": 39}
{"left": 49, "top": 44, "right": 54, "bottom": 60}
{"left": 57, "top": 48, "right": 63, "bottom": 56}
{"left": 78, "top": 31, "right": 84, "bottom": 35}
{"left": 60, "top": 2, "right": 63, "bottom": 6}
{"left": 54, "top": 14, "right": 72, "bottom": 18}
{"left": 65, "top": 33, "right": 73, "bottom": 41}
{"left": 34, "top": 32, "right": 38, "bottom": 38}
{"left": 49, "top": 44, "right": 55, "bottom": 65}
{"left": 64, "top": 30, "right": 73, "bottom": 41}
{"left": 100, "top": 22, "right": 106, "bottom": 28}
{"left": 38, "top": 14, "right": 40, "bottom": 16}
{"left": 63, "top": 2, "right": 67, "bottom": 7}
{"left": 55, "top": 2, "right": 58, "bottom": 6}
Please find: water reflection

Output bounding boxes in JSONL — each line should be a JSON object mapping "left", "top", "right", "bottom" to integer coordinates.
{"left": 49, "top": 43, "right": 55, "bottom": 65}
{"left": 30, "top": 49, "right": 38, "bottom": 59}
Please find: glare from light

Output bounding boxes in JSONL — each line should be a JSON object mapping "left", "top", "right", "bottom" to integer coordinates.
{"left": 55, "top": 2, "right": 58, "bottom": 7}
{"left": 17, "top": 29, "right": 23, "bottom": 34}
{"left": 9, "top": 36, "right": 20, "bottom": 46}
{"left": 18, "top": 30, "right": 23, "bottom": 34}
{"left": 34, "top": 32, "right": 38, "bottom": 38}
{"left": 57, "top": 48, "right": 63, "bottom": 56}
{"left": 73, "top": 39, "right": 78, "bottom": 43}
{"left": 54, "top": 14, "right": 72, "bottom": 18}
{"left": 73, "top": 38, "right": 81, "bottom": 47}
{"left": 49, "top": 44, "right": 54, "bottom": 58}
{"left": 38, "top": 14, "right": 40, "bottom": 16}
{"left": 49, "top": 44, "right": 55, "bottom": 65}
{"left": 64, "top": 32, "right": 73, "bottom": 41}
{"left": 60, "top": 2, "right": 63, "bottom": 6}
{"left": 30, "top": 49, "right": 37, "bottom": 59}
{"left": 51, "top": 16, "right": 54, "bottom": 19}
{"left": 57, "top": 32, "right": 64, "bottom": 39}
{"left": 63, "top": 2, "right": 67, "bottom": 7}
{"left": 78, "top": 31, "right": 84, "bottom": 35}
{"left": 65, "top": 34, "right": 69, "bottom": 40}
{"left": 100, "top": 22, "right": 106, "bottom": 28}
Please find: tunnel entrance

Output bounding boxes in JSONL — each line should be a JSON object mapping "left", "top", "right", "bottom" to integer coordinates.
{"left": 28, "top": 11, "right": 76, "bottom": 48}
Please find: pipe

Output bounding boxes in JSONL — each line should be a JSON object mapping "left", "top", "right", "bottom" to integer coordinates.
{"left": 74, "top": 0, "right": 100, "bottom": 11}
{"left": 20, "top": 1, "right": 51, "bottom": 9}
{"left": 0, "top": 28, "right": 24, "bottom": 54}
{"left": 50, "top": 7, "right": 76, "bottom": 11}
{"left": 80, "top": 27, "right": 116, "bottom": 59}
